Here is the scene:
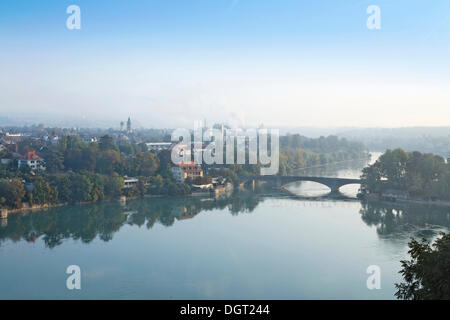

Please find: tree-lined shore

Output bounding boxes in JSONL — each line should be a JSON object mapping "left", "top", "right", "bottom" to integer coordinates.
{"left": 361, "top": 149, "right": 450, "bottom": 201}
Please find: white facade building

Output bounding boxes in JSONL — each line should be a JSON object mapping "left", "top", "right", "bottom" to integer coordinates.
{"left": 123, "top": 177, "right": 139, "bottom": 189}
{"left": 18, "top": 151, "right": 45, "bottom": 171}
{"left": 171, "top": 167, "right": 185, "bottom": 183}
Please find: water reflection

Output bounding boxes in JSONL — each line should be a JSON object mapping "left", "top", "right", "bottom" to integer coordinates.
{"left": 0, "top": 191, "right": 262, "bottom": 248}
{"left": 1, "top": 190, "right": 449, "bottom": 249}
{"left": 360, "top": 200, "right": 450, "bottom": 239}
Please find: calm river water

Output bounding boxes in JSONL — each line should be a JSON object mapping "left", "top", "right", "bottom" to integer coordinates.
{"left": 0, "top": 153, "right": 449, "bottom": 299}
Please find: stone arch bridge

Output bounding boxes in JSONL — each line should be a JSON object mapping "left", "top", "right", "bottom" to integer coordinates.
{"left": 246, "top": 176, "right": 362, "bottom": 193}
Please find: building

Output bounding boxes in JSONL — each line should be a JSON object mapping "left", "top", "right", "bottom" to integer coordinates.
{"left": 171, "top": 162, "right": 203, "bottom": 183}
{"left": 172, "top": 166, "right": 185, "bottom": 183}
{"left": 127, "top": 117, "right": 132, "bottom": 134}
{"left": 80, "top": 136, "right": 98, "bottom": 143}
{"left": 146, "top": 142, "right": 173, "bottom": 152}
{"left": 43, "top": 135, "right": 59, "bottom": 144}
{"left": 123, "top": 177, "right": 139, "bottom": 189}
{"left": 1, "top": 133, "right": 24, "bottom": 145}
{"left": 18, "top": 151, "right": 45, "bottom": 171}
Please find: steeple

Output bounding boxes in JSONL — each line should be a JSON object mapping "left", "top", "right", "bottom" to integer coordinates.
{"left": 127, "top": 117, "right": 132, "bottom": 134}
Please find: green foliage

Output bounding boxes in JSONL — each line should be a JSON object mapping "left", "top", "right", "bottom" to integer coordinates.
{"left": 123, "top": 152, "right": 159, "bottom": 177}
{"left": 0, "top": 178, "right": 26, "bottom": 208}
{"left": 51, "top": 175, "right": 72, "bottom": 203}
{"left": 147, "top": 174, "right": 190, "bottom": 196}
{"left": 70, "top": 173, "right": 94, "bottom": 203}
{"left": 45, "top": 146, "right": 65, "bottom": 173}
{"left": 96, "top": 150, "right": 121, "bottom": 175}
{"left": 104, "top": 174, "right": 124, "bottom": 199}
{"left": 395, "top": 233, "right": 450, "bottom": 300}
{"left": 99, "top": 135, "right": 117, "bottom": 151}
{"left": 19, "top": 163, "right": 32, "bottom": 175}
{"left": 362, "top": 149, "right": 450, "bottom": 200}
{"left": 32, "top": 177, "right": 58, "bottom": 205}
{"left": 42, "top": 135, "right": 161, "bottom": 178}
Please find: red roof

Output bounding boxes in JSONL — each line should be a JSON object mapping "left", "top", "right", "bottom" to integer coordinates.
{"left": 21, "top": 151, "right": 43, "bottom": 161}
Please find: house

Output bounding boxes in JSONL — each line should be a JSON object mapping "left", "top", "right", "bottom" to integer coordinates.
{"left": 123, "top": 177, "right": 139, "bottom": 189}
{"left": 1, "top": 133, "right": 24, "bottom": 145}
{"left": 171, "top": 162, "right": 203, "bottom": 183}
{"left": 43, "top": 135, "right": 60, "bottom": 144}
{"left": 80, "top": 136, "right": 98, "bottom": 143}
{"left": 18, "top": 151, "right": 45, "bottom": 171}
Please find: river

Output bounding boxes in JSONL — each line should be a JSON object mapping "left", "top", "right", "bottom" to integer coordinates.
{"left": 0, "top": 153, "right": 449, "bottom": 299}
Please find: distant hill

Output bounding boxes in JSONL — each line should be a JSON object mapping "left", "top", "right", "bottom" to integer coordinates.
{"left": 337, "top": 127, "right": 450, "bottom": 158}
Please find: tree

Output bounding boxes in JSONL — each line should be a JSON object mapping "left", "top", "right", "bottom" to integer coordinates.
{"left": 395, "top": 232, "right": 450, "bottom": 300}
{"left": 149, "top": 174, "right": 165, "bottom": 194}
{"left": 361, "top": 149, "right": 450, "bottom": 200}
{"left": 0, "top": 178, "right": 26, "bottom": 208}
{"left": 19, "top": 163, "right": 32, "bottom": 175}
{"left": 51, "top": 175, "right": 72, "bottom": 203}
{"left": 97, "top": 150, "right": 121, "bottom": 175}
{"left": 45, "top": 146, "right": 65, "bottom": 173}
{"left": 81, "top": 146, "right": 97, "bottom": 172}
{"left": 138, "top": 152, "right": 159, "bottom": 176}
{"left": 32, "top": 177, "right": 58, "bottom": 205}
{"left": 99, "top": 135, "right": 117, "bottom": 151}
{"left": 156, "top": 150, "right": 172, "bottom": 178}
{"left": 104, "top": 174, "right": 124, "bottom": 199}
{"left": 70, "top": 174, "right": 93, "bottom": 203}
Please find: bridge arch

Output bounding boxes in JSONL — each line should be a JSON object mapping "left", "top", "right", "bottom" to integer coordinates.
{"left": 246, "top": 176, "right": 362, "bottom": 193}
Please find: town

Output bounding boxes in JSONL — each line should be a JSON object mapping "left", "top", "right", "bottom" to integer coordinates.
{"left": 0, "top": 118, "right": 370, "bottom": 217}
{"left": 0, "top": 118, "right": 240, "bottom": 217}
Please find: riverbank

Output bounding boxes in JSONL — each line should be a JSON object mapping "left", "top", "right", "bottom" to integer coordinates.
{"left": 0, "top": 185, "right": 233, "bottom": 217}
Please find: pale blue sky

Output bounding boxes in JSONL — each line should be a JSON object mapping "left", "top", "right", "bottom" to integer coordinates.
{"left": 1, "top": 0, "right": 450, "bottom": 128}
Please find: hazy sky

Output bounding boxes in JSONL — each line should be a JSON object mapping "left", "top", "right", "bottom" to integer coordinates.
{"left": 1, "top": 0, "right": 450, "bottom": 128}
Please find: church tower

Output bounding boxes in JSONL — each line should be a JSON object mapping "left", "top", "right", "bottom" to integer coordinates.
{"left": 127, "top": 117, "right": 132, "bottom": 134}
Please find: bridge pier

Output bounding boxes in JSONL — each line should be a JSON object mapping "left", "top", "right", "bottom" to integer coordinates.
{"left": 327, "top": 182, "right": 341, "bottom": 193}
{"left": 329, "top": 186, "right": 341, "bottom": 193}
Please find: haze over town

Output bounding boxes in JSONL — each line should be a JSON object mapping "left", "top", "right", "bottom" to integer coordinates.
{"left": 1, "top": 0, "right": 450, "bottom": 128}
